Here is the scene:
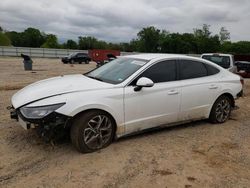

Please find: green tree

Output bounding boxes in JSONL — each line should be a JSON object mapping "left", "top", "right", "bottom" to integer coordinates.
{"left": 129, "top": 39, "right": 140, "bottom": 52}
{"left": 22, "top": 27, "right": 46, "bottom": 47}
{"left": 136, "top": 26, "right": 161, "bottom": 52}
{"left": 220, "top": 41, "right": 233, "bottom": 53}
{"left": 63, "top": 39, "right": 78, "bottom": 49}
{"left": 159, "top": 32, "right": 197, "bottom": 54}
{"left": 0, "top": 32, "right": 11, "bottom": 46}
{"left": 78, "top": 36, "right": 108, "bottom": 50}
{"left": 231, "top": 41, "right": 250, "bottom": 54}
{"left": 119, "top": 42, "right": 133, "bottom": 52}
{"left": 193, "top": 24, "right": 220, "bottom": 53}
{"left": 219, "top": 27, "right": 230, "bottom": 44}
{"left": 79, "top": 36, "right": 97, "bottom": 50}
{"left": 5, "top": 31, "right": 22, "bottom": 46}
{"left": 41, "top": 34, "right": 59, "bottom": 48}
{"left": 194, "top": 24, "right": 211, "bottom": 38}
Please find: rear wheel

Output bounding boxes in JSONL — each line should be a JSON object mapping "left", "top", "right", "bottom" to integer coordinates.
{"left": 70, "top": 111, "right": 115, "bottom": 153}
{"left": 209, "top": 95, "right": 232, "bottom": 123}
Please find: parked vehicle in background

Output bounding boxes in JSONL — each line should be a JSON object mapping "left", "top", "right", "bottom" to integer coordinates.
{"left": 201, "top": 53, "right": 250, "bottom": 75}
{"left": 235, "top": 61, "right": 250, "bottom": 73}
{"left": 61, "top": 52, "right": 91, "bottom": 64}
{"left": 88, "top": 49, "right": 120, "bottom": 67}
{"left": 10, "top": 54, "right": 243, "bottom": 153}
{"left": 201, "top": 53, "right": 237, "bottom": 73}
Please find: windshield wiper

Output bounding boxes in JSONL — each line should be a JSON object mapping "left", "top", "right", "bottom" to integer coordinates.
{"left": 87, "top": 75, "right": 104, "bottom": 82}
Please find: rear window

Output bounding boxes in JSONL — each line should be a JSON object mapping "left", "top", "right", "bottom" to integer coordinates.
{"left": 179, "top": 60, "right": 207, "bottom": 80}
{"left": 205, "top": 64, "right": 220, "bottom": 75}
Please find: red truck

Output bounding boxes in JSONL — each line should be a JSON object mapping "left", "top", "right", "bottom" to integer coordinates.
{"left": 88, "top": 49, "right": 120, "bottom": 67}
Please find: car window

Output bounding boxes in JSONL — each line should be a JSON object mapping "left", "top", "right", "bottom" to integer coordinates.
{"left": 179, "top": 60, "right": 207, "bottom": 80}
{"left": 77, "top": 53, "right": 86, "bottom": 57}
{"left": 205, "top": 64, "right": 220, "bottom": 75}
{"left": 130, "top": 60, "right": 176, "bottom": 85}
{"left": 86, "top": 58, "right": 147, "bottom": 84}
{"left": 202, "top": 55, "right": 230, "bottom": 69}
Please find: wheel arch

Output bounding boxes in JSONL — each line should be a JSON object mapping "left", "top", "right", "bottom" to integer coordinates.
{"left": 222, "top": 93, "right": 235, "bottom": 107}
{"left": 214, "top": 92, "right": 235, "bottom": 107}
{"left": 208, "top": 92, "right": 235, "bottom": 123}
{"left": 208, "top": 92, "right": 235, "bottom": 117}
{"left": 69, "top": 108, "right": 120, "bottom": 139}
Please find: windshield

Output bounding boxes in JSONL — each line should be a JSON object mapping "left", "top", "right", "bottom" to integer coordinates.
{"left": 86, "top": 58, "right": 147, "bottom": 84}
{"left": 69, "top": 53, "right": 77, "bottom": 58}
{"left": 202, "top": 55, "right": 231, "bottom": 69}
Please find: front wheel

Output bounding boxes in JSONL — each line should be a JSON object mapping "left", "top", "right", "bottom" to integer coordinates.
{"left": 209, "top": 95, "right": 232, "bottom": 123}
{"left": 70, "top": 111, "right": 115, "bottom": 153}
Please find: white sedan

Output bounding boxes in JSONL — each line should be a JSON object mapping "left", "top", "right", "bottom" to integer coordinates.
{"left": 10, "top": 54, "right": 243, "bottom": 153}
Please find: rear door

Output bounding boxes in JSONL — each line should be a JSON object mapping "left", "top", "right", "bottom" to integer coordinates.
{"left": 76, "top": 53, "right": 84, "bottom": 62}
{"left": 178, "top": 59, "right": 220, "bottom": 121}
{"left": 124, "top": 60, "right": 181, "bottom": 134}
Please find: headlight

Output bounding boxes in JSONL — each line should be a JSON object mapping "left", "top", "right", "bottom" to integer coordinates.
{"left": 19, "top": 103, "right": 65, "bottom": 119}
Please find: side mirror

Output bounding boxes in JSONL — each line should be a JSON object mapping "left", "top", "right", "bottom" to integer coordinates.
{"left": 134, "top": 77, "right": 154, "bottom": 91}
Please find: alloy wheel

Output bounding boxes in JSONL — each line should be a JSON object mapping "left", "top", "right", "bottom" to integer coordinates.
{"left": 83, "top": 115, "right": 112, "bottom": 150}
{"left": 215, "top": 99, "right": 231, "bottom": 122}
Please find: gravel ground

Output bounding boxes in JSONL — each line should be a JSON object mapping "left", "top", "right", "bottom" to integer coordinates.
{"left": 0, "top": 57, "right": 250, "bottom": 188}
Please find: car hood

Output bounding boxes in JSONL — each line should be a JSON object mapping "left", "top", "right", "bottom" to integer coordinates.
{"left": 12, "top": 74, "right": 114, "bottom": 108}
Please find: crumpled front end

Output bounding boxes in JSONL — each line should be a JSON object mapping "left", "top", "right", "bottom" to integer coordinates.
{"left": 8, "top": 104, "right": 72, "bottom": 142}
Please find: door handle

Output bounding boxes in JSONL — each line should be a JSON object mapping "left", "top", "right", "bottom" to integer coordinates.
{"left": 168, "top": 90, "right": 179, "bottom": 95}
{"left": 209, "top": 85, "right": 218, "bottom": 89}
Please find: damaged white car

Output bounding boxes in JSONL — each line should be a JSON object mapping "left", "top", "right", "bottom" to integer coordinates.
{"left": 9, "top": 54, "right": 243, "bottom": 153}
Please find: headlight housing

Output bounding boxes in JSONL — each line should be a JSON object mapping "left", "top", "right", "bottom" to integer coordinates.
{"left": 19, "top": 103, "right": 65, "bottom": 119}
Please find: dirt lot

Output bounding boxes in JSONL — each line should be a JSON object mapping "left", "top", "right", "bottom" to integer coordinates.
{"left": 1, "top": 57, "right": 250, "bottom": 188}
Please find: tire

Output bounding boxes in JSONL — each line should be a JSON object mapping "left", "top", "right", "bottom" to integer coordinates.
{"left": 209, "top": 95, "right": 232, "bottom": 123}
{"left": 85, "top": 60, "right": 89, "bottom": 64}
{"left": 70, "top": 110, "right": 115, "bottom": 153}
{"left": 79, "top": 61, "right": 82, "bottom": 64}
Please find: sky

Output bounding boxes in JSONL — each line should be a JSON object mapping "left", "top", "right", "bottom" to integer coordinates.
{"left": 0, "top": 0, "right": 249, "bottom": 43}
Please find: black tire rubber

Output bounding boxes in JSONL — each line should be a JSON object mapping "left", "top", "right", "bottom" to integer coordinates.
{"left": 70, "top": 110, "right": 115, "bottom": 153}
{"left": 209, "top": 95, "right": 232, "bottom": 124}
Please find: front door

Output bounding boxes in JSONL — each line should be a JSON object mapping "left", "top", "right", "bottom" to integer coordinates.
{"left": 124, "top": 60, "right": 181, "bottom": 134}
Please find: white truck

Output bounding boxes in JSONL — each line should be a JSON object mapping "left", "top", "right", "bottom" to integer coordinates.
{"left": 201, "top": 53, "right": 237, "bottom": 73}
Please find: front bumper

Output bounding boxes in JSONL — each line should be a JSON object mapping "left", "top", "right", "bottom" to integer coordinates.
{"left": 9, "top": 106, "right": 72, "bottom": 141}
{"left": 9, "top": 106, "right": 71, "bottom": 130}
{"left": 61, "top": 58, "right": 69, "bottom": 63}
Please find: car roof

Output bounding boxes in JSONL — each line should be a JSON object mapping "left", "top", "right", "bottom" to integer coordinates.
{"left": 123, "top": 53, "right": 188, "bottom": 61}
{"left": 201, "top": 53, "right": 233, "bottom": 57}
